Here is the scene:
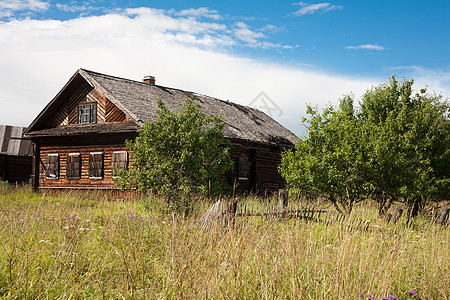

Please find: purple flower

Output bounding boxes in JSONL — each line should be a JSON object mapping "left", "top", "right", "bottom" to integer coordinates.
{"left": 407, "top": 290, "right": 416, "bottom": 295}
{"left": 359, "top": 292, "right": 365, "bottom": 297}
{"left": 388, "top": 295, "right": 397, "bottom": 299}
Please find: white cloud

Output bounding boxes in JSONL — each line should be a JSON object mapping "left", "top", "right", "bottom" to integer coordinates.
{"left": 232, "top": 22, "right": 292, "bottom": 49}
{"left": 391, "top": 66, "right": 450, "bottom": 99}
{"left": 55, "top": 3, "right": 92, "bottom": 13}
{"left": 0, "top": 0, "right": 49, "bottom": 17}
{"left": 233, "top": 22, "right": 265, "bottom": 44}
{"left": 3, "top": 7, "right": 447, "bottom": 137}
{"left": 291, "top": 2, "right": 343, "bottom": 16}
{"left": 346, "top": 44, "right": 385, "bottom": 51}
{"left": 174, "top": 7, "right": 222, "bottom": 20}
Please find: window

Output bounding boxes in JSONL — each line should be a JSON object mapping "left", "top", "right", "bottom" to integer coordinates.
{"left": 89, "top": 152, "right": 104, "bottom": 179}
{"left": 46, "top": 154, "right": 59, "bottom": 179}
{"left": 238, "top": 156, "right": 249, "bottom": 180}
{"left": 111, "top": 151, "right": 128, "bottom": 177}
{"left": 66, "top": 153, "right": 81, "bottom": 179}
{"left": 78, "top": 103, "right": 96, "bottom": 124}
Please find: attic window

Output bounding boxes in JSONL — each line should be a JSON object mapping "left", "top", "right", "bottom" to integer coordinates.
{"left": 46, "top": 154, "right": 59, "bottom": 179}
{"left": 78, "top": 103, "right": 96, "bottom": 124}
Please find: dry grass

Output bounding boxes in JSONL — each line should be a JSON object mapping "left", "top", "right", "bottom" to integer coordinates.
{"left": 0, "top": 183, "right": 448, "bottom": 299}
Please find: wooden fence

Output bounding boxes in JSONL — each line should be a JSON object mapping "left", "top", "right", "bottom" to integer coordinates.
{"left": 201, "top": 189, "right": 370, "bottom": 231}
{"left": 201, "top": 190, "right": 450, "bottom": 230}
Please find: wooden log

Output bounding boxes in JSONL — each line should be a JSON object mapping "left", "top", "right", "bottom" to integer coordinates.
{"left": 384, "top": 213, "right": 392, "bottom": 224}
{"left": 391, "top": 205, "right": 404, "bottom": 224}
{"left": 277, "top": 189, "right": 289, "bottom": 218}
{"left": 224, "top": 197, "right": 238, "bottom": 228}
{"left": 437, "top": 206, "right": 449, "bottom": 225}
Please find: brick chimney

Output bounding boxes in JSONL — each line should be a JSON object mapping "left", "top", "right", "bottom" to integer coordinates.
{"left": 143, "top": 75, "right": 155, "bottom": 85}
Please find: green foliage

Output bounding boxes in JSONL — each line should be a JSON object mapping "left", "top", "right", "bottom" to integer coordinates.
{"left": 279, "top": 96, "right": 371, "bottom": 214}
{"left": 115, "top": 98, "right": 233, "bottom": 207}
{"left": 280, "top": 76, "right": 449, "bottom": 217}
{"left": 361, "top": 77, "right": 449, "bottom": 217}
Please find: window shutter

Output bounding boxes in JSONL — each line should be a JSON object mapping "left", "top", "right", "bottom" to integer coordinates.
{"left": 46, "top": 154, "right": 59, "bottom": 179}
{"left": 67, "top": 153, "right": 81, "bottom": 179}
{"left": 238, "top": 156, "right": 249, "bottom": 179}
{"left": 89, "top": 152, "right": 103, "bottom": 179}
{"left": 112, "top": 151, "right": 128, "bottom": 177}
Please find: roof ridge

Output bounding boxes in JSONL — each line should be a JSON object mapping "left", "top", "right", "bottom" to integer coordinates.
{"left": 80, "top": 68, "right": 146, "bottom": 86}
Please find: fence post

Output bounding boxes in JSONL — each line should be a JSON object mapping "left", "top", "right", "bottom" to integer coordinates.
{"left": 391, "top": 205, "right": 404, "bottom": 224}
{"left": 437, "top": 206, "right": 449, "bottom": 226}
{"left": 384, "top": 213, "right": 392, "bottom": 224}
{"left": 224, "top": 197, "right": 238, "bottom": 229}
{"left": 277, "top": 189, "right": 289, "bottom": 216}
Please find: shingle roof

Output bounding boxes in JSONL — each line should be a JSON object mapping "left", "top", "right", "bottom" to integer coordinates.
{"left": 26, "top": 69, "right": 298, "bottom": 146}
{"left": 26, "top": 123, "right": 140, "bottom": 137}
{"left": 0, "top": 125, "right": 32, "bottom": 156}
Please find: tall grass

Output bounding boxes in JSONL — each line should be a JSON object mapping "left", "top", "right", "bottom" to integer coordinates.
{"left": 0, "top": 184, "right": 448, "bottom": 299}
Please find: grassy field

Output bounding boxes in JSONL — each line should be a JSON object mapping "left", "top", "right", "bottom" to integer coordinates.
{"left": 0, "top": 183, "right": 448, "bottom": 299}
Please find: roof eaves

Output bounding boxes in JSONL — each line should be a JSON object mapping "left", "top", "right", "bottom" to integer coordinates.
{"left": 24, "top": 69, "right": 91, "bottom": 136}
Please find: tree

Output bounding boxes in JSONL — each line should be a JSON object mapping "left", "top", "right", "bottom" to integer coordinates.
{"left": 360, "top": 77, "right": 449, "bottom": 219}
{"left": 115, "top": 98, "right": 233, "bottom": 209}
{"left": 279, "top": 96, "right": 371, "bottom": 215}
{"left": 280, "top": 76, "right": 449, "bottom": 218}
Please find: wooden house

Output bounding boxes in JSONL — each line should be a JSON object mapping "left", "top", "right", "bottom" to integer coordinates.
{"left": 0, "top": 125, "right": 33, "bottom": 183}
{"left": 24, "top": 69, "right": 297, "bottom": 193}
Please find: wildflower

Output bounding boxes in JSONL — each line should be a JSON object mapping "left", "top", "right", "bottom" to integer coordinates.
{"left": 388, "top": 294, "right": 397, "bottom": 299}
{"left": 359, "top": 292, "right": 365, "bottom": 297}
{"left": 407, "top": 290, "right": 416, "bottom": 295}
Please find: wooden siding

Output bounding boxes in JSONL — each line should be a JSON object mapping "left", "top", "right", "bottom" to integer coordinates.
{"left": 230, "top": 141, "right": 285, "bottom": 194}
{"left": 0, "top": 154, "right": 32, "bottom": 183}
{"left": 47, "top": 84, "right": 129, "bottom": 127}
{"left": 38, "top": 144, "right": 130, "bottom": 188}
{"left": 106, "top": 99, "right": 128, "bottom": 122}
{"left": 47, "top": 82, "right": 92, "bottom": 127}
{"left": 35, "top": 135, "right": 286, "bottom": 193}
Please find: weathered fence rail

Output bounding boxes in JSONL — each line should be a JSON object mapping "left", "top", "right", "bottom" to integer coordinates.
{"left": 201, "top": 189, "right": 370, "bottom": 231}
{"left": 201, "top": 190, "right": 449, "bottom": 230}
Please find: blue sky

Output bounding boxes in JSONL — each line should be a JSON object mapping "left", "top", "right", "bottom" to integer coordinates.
{"left": 1, "top": 0, "right": 449, "bottom": 136}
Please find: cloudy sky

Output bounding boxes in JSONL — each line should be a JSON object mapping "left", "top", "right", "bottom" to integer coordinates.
{"left": 1, "top": 0, "right": 449, "bottom": 136}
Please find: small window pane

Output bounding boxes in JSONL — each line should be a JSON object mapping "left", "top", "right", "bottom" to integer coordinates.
{"left": 78, "top": 104, "right": 96, "bottom": 124}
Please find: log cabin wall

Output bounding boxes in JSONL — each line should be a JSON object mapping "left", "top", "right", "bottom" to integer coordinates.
{"left": 0, "top": 154, "right": 32, "bottom": 183}
{"left": 35, "top": 133, "right": 136, "bottom": 189}
{"left": 38, "top": 143, "right": 130, "bottom": 188}
{"left": 230, "top": 140, "right": 286, "bottom": 194}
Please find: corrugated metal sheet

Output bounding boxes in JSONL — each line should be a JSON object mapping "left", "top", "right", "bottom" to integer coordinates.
{"left": 0, "top": 125, "right": 32, "bottom": 156}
